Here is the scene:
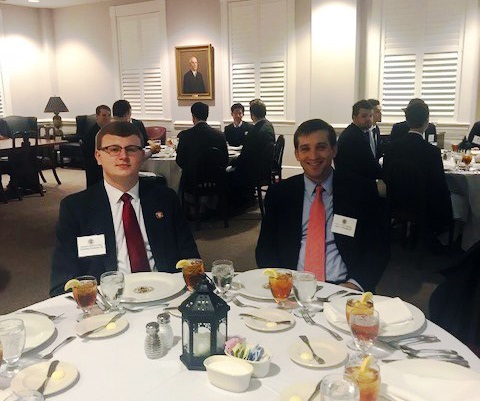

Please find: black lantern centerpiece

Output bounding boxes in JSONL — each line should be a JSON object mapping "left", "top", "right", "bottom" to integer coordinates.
{"left": 179, "top": 275, "right": 230, "bottom": 370}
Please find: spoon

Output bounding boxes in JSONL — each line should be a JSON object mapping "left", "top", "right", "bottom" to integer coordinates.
{"left": 41, "top": 336, "right": 76, "bottom": 360}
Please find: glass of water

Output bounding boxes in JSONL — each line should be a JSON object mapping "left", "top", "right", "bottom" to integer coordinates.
{"left": 100, "top": 271, "right": 125, "bottom": 312}
{"left": 0, "top": 319, "right": 26, "bottom": 379}
{"left": 293, "top": 272, "right": 318, "bottom": 316}
{"left": 320, "top": 374, "right": 360, "bottom": 401}
{"left": 211, "top": 260, "right": 235, "bottom": 299}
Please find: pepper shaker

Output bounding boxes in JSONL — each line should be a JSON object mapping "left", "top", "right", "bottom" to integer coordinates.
{"left": 145, "top": 322, "right": 164, "bottom": 359}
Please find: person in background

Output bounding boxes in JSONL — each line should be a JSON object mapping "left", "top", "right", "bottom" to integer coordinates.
{"left": 112, "top": 100, "right": 149, "bottom": 146}
{"left": 50, "top": 121, "right": 199, "bottom": 296}
{"left": 223, "top": 103, "right": 253, "bottom": 147}
{"left": 182, "top": 56, "right": 206, "bottom": 94}
{"left": 367, "top": 98, "right": 383, "bottom": 160}
{"left": 467, "top": 120, "right": 480, "bottom": 147}
{"left": 256, "top": 119, "right": 389, "bottom": 291}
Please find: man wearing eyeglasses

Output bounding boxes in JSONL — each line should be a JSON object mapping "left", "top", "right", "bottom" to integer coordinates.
{"left": 50, "top": 121, "right": 199, "bottom": 296}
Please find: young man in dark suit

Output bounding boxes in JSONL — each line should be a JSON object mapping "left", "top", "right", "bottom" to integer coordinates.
{"left": 256, "top": 119, "right": 389, "bottom": 291}
{"left": 223, "top": 103, "right": 253, "bottom": 147}
{"left": 112, "top": 99, "right": 149, "bottom": 146}
{"left": 50, "top": 121, "right": 199, "bottom": 296}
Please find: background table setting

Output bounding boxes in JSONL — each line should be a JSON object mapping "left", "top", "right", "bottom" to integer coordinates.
{"left": 0, "top": 266, "right": 479, "bottom": 401}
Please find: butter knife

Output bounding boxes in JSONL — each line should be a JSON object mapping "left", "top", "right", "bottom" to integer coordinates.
{"left": 37, "top": 359, "right": 60, "bottom": 395}
{"left": 239, "top": 313, "right": 291, "bottom": 325}
{"left": 78, "top": 312, "right": 124, "bottom": 338}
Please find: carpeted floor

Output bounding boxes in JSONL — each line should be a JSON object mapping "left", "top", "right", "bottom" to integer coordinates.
{"left": 0, "top": 168, "right": 463, "bottom": 316}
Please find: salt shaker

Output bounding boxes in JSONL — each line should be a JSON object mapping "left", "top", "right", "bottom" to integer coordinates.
{"left": 145, "top": 322, "right": 164, "bottom": 359}
{"left": 157, "top": 312, "right": 174, "bottom": 350}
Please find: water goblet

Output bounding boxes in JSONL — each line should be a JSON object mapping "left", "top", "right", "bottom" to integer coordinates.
{"left": 73, "top": 275, "right": 98, "bottom": 319}
{"left": 268, "top": 269, "right": 293, "bottom": 309}
{"left": 0, "top": 319, "right": 26, "bottom": 379}
{"left": 211, "top": 260, "right": 235, "bottom": 299}
{"left": 344, "top": 354, "right": 381, "bottom": 401}
{"left": 320, "top": 374, "right": 360, "bottom": 401}
{"left": 292, "top": 272, "right": 318, "bottom": 316}
{"left": 349, "top": 311, "right": 380, "bottom": 355}
{"left": 5, "top": 390, "right": 45, "bottom": 401}
{"left": 100, "top": 271, "right": 125, "bottom": 312}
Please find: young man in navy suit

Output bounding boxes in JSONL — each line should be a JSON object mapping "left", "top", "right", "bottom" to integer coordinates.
{"left": 50, "top": 121, "right": 199, "bottom": 296}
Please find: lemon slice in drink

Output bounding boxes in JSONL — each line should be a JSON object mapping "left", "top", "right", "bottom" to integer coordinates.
{"left": 64, "top": 279, "right": 80, "bottom": 292}
{"left": 360, "top": 291, "right": 373, "bottom": 304}
{"left": 360, "top": 355, "right": 372, "bottom": 374}
{"left": 263, "top": 268, "right": 278, "bottom": 278}
{"left": 176, "top": 259, "right": 191, "bottom": 269}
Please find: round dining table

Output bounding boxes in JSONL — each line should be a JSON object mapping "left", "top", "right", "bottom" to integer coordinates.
{"left": 1, "top": 276, "right": 479, "bottom": 401}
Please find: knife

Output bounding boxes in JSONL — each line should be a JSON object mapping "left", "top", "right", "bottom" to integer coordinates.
{"left": 37, "top": 359, "right": 60, "bottom": 395}
{"left": 239, "top": 313, "right": 291, "bottom": 325}
{"left": 78, "top": 312, "right": 124, "bottom": 338}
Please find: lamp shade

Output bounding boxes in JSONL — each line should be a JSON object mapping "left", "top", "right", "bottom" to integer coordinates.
{"left": 44, "top": 97, "right": 69, "bottom": 114}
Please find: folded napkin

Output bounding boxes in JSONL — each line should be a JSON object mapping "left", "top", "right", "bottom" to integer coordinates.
{"left": 323, "top": 301, "right": 347, "bottom": 324}
{"left": 381, "top": 363, "right": 480, "bottom": 401}
{"left": 443, "top": 159, "right": 456, "bottom": 170}
{"left": 375, "top": 297, "right": 413, "bottom": 326}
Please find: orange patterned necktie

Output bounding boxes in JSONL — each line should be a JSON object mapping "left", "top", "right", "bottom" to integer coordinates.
{"left": 304, "top": 186, "right": 326, "bottom": 281}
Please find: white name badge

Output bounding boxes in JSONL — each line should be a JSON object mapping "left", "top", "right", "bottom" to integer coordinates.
{"left": 428, "top": 134, "right": 435, "bottom": 143}
{"left": 331, "top": 214, "right": 357, "bottom": 237}
{"left": 472, "top": 135, "right": 480, "bottom": 146}
{"left": 77, "top": 234, "right": 106, "bottom": 258}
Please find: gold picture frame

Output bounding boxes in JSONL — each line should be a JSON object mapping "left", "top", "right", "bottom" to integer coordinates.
{"left": 175, "top": 44, "right": 214, "bottom": 100}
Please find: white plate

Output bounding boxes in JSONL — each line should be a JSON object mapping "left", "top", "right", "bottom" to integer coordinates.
{"left": 288, "top": 338, "right": 347, "bottom": 368}
{"left": 75, "top": 313, "right": 128, "bottom": 338}
{"left": 279, "top": 382, "right": 322, "bottom": 401}
{"left": 0, "top": 314, "right": 55, "bottom": 352}
{"left": 11, "top": 361, "right": 78, "bottom": 396}
{"left": 122, "top": 272, "right": 185, "bottom": 303}
{"left": 325, "top": 295, "right": 425, "bottom": 337}
{"left": 234, "top": 269, "right": 287, "bottom": 300}
{"left": 241, "top": 308, "right": 295, "bottom": 332}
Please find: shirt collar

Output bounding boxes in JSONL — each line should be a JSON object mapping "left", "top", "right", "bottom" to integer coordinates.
{"left": 303, "top": 168, "right": 333, "bottom": 196}
{"left": 104, "top": 179, "right": 140, "bottom": 204}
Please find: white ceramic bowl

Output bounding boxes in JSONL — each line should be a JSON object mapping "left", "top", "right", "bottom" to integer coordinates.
{"left": 225, "top": 348, "right": 272, "bottom": 378}
{"left": 203, "top": 355, "right": 253, "bottom": 393}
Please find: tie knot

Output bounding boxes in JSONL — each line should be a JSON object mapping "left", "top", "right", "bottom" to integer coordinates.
{"left": 315, "top": 185, "right": 324, "bottom": 196}
{"left": 120, "top": 193, "right": 132, "bottom": 203}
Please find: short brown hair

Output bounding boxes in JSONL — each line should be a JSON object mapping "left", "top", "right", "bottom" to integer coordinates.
{"left": 294, "top": 119, "right": 337, "bottom": 150}
{"left": 96, "top": 105, "right": 111, "bottom": 115}
{"left": 95, "top": 121, "right": 144, "bottom": 149}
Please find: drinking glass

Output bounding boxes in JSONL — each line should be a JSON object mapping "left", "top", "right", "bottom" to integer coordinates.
{"left": 320, "top": 374, "right": 360, "bottom": 401}
{"left": 344, "top": 354, "right": 380, "bottom": 401}
{"left": 349, "top": 311, "right": 380, "bottom": 354}
{"left": 462, "top": 152, "right": 472, "bottom": 169}
{"left": 100, "top": 271, "right": 125, "bottom": 312}
{"left": 73, "top": 275, "right": 98, "bottom": 319}
{"left": 269, "top": 269, "right": 293, "bottom": 308}
{"left": 293, "top": 272, "right": 318, "bottom": 316}
{"left": 345, "top": 297, "right": 374, "bottom": 325}
{"left": 5, "top": 391, "right": 44, "bottom": 401}
{"left": 181, "top": 259, "right": 205, "bottom": 291}
{"left": 0, "top": 319, "right": 26, "bottom": 379}
{"left": 211, "top": 260, "right": 234, "bottom": 299}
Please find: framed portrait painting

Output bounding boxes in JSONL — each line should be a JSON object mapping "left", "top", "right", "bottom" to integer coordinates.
{"left": 175, "top": 44, "right": 214, "bottom": 100}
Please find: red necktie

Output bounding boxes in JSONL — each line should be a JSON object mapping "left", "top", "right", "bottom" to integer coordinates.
{"left": 304, "top": 186, "right": 326, "bottom": 281}
{"left": 120, "top": 193, "right": 150, "bottom": 273}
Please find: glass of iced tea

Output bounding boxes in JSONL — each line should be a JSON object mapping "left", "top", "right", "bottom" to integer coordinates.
{"left": 345, "top": 354, "right": 380, "bottom": 401}
{"left": 451, "top": 143, "right": 459, "bottom": 152}
{"left": 349, "top": 311, "right": 380, "bottom": 354}
{"left": 269, "top": 269, "right": 293, "bottom": 308}
{"left": 73, "top": 275, "right": 98, "bottom": 318}
{"left": 346, "top": 298, "right": 374, "bottom": 324}
{"left": 462, "top": 152, "right": 472, "bottom": 169}
{"left": 181, "top": 259, "right": 205, "bottom": 291}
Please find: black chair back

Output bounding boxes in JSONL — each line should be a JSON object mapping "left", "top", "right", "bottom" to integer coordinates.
{"left": 272, "top": 135, "right": 285, "bottom": 182}
{"left": 3, "top": 116, "right": 37, "bottom": 137}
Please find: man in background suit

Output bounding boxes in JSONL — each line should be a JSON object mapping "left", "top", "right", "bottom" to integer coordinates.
{"left": 50, "top": 121, "right": 199, "bottom": 296}
{"left": 256, "top": 119, "right": 389, "bottom": 291}
{"left": 390, "top": 98, "right": 437, "bottom": 144}
{"left": 223, "top": 103, "right": 253, "bottom": 147}
{"left": 112, "top": 99, "right": 149, "bottom": 146}
{"left": 467, "top": 120, "right": 480, "bottom": 146}
{"left": 367, "top": 98, "right": 383, "bottom": 160}
{"left": 182, "top": 56, "right": 206, "bottom": 94}
{"left": 383, "top": 98, "right": 452, "bottom": 236}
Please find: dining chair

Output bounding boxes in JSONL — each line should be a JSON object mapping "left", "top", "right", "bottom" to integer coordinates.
{"left": 272, "top": 134, "right": 285, "bottom": 183}
{"left": 254, "top": 142, "right": 275, "bottom": 219}
{"left": 146, "top": 126, "right": 167, "bottom": 144}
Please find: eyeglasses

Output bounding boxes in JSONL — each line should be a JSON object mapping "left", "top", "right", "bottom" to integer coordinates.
{"left": 99, "top": 145, "right": 143, "bottom": 156}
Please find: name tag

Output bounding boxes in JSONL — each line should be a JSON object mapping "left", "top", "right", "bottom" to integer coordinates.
{"left": 428, "top": 134, "right": 435, "bottom": 143}
{"left": 331, "top": 214, "right": 357, "bottom": 237}
{"left": 77, "top": 234, "right": 106, "bottom": 258}
{"left": 472, "top": 135, "right": 480, "bottom": 146}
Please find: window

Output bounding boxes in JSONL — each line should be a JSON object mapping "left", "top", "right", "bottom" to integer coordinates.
{"left": 226, "top": 0, "right": 293, "bottom": 119}
{"left": 380, "top": 0, "right": 466, "bottom": 120}
{"left": 111, "top": 1, "right": 168, "bottom": 119}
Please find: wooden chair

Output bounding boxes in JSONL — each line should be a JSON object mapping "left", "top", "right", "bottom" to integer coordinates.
{"left": 146, "top": 126, "right": 167, "bottom": 144}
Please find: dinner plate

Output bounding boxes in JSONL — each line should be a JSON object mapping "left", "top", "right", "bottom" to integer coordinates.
{"left": 325, "top": 295, "right": 425, "bottom": 337}
{"left": 234, "top": 269, "right": 286, "bottom": 300}
{"left": 11, "top": 361, "right": 79, "bottom": 396}
{"left": 288, "top": 338, "right": 347, "bottom": 368}
{"left": 241, "top": 308, "right": 295, "bottom": 332}
{"left": 75, "top": 313, "right": 128, "bottom": 338}
{"left": 121, "top": 272, "right": 185, "bottom": 303}
{"left": 0, "top": 314, "right": 55, "bottom": 352}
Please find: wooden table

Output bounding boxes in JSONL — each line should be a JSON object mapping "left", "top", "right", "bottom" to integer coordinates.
{"left": 0, "top": 138, "right": 67, "bottom": 156}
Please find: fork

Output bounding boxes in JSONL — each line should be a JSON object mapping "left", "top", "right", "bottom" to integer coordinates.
{"left": 301, "top": 309, "right": 343, "bottom": 341}
{"left": 299, "top": 335, "right": 325, "bottom": 365}
{"left": 21, "top": 309, "right": 64, "bottom": 321}
{"left": 232, "top": 297, "right": 259, "bottom": 309}
{"left": 315, "top": 289, "right": 348, "bottom": 302}
{"left": 400, "top": 344, "right": 459, "bottom": 357}
{"left": 307, "top": 379, "right": 323, "bottom": 401}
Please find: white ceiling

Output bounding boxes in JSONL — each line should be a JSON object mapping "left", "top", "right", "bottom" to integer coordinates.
{"left": 0, "top": 0, "right": 108, "bottom": 8}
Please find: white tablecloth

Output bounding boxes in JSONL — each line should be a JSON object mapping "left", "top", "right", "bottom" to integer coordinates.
{"left": 2, "top": 280, "right": 479, "bottom": 400}
{"left": 141, "top": 154, "right": 182, "bottom": 193}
